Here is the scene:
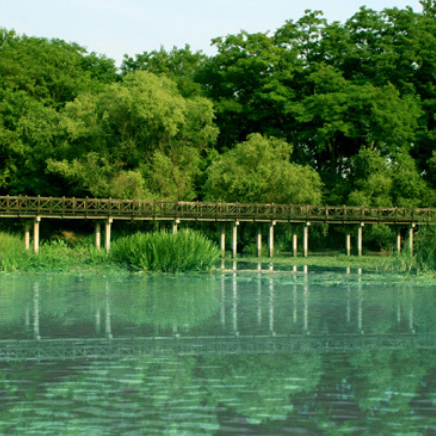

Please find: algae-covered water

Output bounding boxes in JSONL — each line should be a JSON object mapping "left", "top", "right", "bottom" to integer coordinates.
{"left": 1, "top": 266, "right": 436, "bottom": 435}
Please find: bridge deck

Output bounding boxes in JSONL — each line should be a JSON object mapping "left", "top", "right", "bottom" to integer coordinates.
{"left": 0, "top": 196, "right": 434, "bottom": 224}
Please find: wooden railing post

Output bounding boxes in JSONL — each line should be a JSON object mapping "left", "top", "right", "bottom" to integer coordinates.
{"left": 232, "top": 221, "right": 239, "bottom": 258}
{"left": 345, "top": 227, "right": 351, "bottom": 256}
{"left": 357, "top": 223, "right": 364, "bottom": 257}
{"left": 24, "top": 221, "right": 30, "bottom": 250}
{"left": 33, "top": 217, "right": 41, "bottom": 254}
{"left": 172, "top": 219, "right": 180, "bottom": 235}
{"left": 257, "top": 225, "right": 262, "bottom": 258}
{"left": 293, "top": 227, "right": 298, "bottom": 257}
{"left": 408, "top": 224, "right": 415, "bottom": 256}
{"left": 105, "top": 218, "right": 113, "bottom": 254}
{"left": 95, "top": 222, "right": 101, "bottom": 250}
{"left": 303, "top": 222, "right": 310, "bottom": 258}
{"left": 268, "top": 221, "right": 276, "bottom": 258}
{"left": 396, "top": 227, "right": 401, "bottom": 253}
{"left": 220, "top": 224, "right": 226, "bottom": 257}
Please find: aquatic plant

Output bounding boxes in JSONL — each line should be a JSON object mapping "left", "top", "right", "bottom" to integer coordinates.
{"left": 0, "top": 232, "right": 29, "bottom": 271}
{"left": 110, "top": 229, "right": 220, "bottom": 272}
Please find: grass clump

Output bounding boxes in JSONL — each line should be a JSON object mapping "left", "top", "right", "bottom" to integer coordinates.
{"left": 110, "top": 229, "right": 220, "bottom": 272}
{"left": 0, "top": 232, "right": 29, "bottom": 271}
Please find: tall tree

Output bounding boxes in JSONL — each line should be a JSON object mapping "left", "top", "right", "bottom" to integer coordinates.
{"left": 47, "top": 72, "right": 218, "bottom": 200}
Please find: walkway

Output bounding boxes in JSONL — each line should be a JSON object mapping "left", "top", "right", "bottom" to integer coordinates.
{"left": 0, "top": 196, "right": 432, "bottom": 256}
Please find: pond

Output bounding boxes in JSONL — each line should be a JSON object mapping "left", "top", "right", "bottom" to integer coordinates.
{"left": 0, "top": 265, "right": 436, "bottom": 435}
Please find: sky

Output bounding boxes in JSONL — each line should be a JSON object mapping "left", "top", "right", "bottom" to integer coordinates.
{"left": 1, "top": 0, "right": 423, "bottom": 67}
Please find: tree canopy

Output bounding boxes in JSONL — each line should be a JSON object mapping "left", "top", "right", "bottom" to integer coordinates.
{"left": 1, "top": 2, "right": 435, "bottom": 215}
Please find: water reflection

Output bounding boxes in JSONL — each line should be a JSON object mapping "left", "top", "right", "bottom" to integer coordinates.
{"left": 1, "top": 270, "right": 436, "bottom": 434}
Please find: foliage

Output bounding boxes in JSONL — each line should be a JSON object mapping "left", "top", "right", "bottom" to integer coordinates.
{"left": 46, "top": 72, "right": 218, "bottom": 200}
{"left": 348, "top": 148, "right": 436, "bottom": 208}
{"left": 0, "top": 232, "right": 29, "bottom": 271}
{"left": 413, "top": 225, "right": 436, "bottom": 272}
{"left": 110, "top": 229, "right": 220, "bottom": 272}
{"left": 204, "top": 133, "right": 323, "bottom": 204}
{"left": 2, "top": 2, "right": 436, "bottom": 253}
{"left": 121, "top": 44, "right": 207, "bottom": 97}
{"left": 0, "top": 232, "right": 109, "bottom": 272}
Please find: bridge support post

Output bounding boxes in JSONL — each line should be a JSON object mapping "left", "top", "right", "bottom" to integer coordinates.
{"left": 33, "top": 217, "right": 41, "bottom": 254}
{"left": 232, "top": 221, "right": 239, "bottom": 258}
{"left": 303, "top": 222, "right": 310, "bottom": 258}
{"left": 24, "top": 221, "right": 31, "bottom": 250}
{"left": 269, "top": 221, "right": 276, "bottom": 258}
{"left": 172, "top": 219, "right": 180, "bottom": 235}
{"left": 408, "top": 224, "right": 415, "bottom": 256}
{"left": 293, "top": 228, "right": 298, "bottom": 257}
{"left": 257, "top": 225, "right": 262, "bottom": 257}
{"left": 396, "top": 227, "right": 402, "bottom": 253}
{"left": 220, "top": 224, "right": 226, "bottom": 257}
{"left": 95, "top": 222, "right": 101, "bottom": 250}
{"left": 105, "top": 218, "right": 113, "bottom": 254}
{"left": 345, "top": 227, "right": 351, "bottom": 256}
{"left": 357, "top": 223, "right": 364, "bottom": 257}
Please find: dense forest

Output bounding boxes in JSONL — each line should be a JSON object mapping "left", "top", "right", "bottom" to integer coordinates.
{"left": 1, "top": 1, "right": 436, "bottom": 212}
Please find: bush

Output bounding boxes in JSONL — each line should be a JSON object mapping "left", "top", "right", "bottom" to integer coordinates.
{"left": 110, "top": 229, "right": 220, "bottom": 272}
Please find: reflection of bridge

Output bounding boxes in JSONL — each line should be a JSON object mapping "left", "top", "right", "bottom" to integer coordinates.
{"left": 1, "top": 333, "right": 435, "bottom": 362}
{"left": 0, "top": 196, "right": 431, "bottom": 256}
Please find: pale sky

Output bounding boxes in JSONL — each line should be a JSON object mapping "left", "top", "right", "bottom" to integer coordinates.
{"left": 1, "top": 0, "right": 423, "bottom": 66}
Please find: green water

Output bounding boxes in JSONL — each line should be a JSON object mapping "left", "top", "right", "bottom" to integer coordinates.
{"left": 0, "top": 267, "right": 436, "bottom": 435}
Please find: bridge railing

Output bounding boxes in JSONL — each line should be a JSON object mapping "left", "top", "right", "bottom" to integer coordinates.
{"left": 0, "top": 196, "right": 435, "bottom": 223}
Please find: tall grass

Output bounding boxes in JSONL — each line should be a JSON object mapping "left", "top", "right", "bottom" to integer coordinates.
{"left": 413, "top": 225, "right": 436, "bottom": 272}
{"left": 0, "top": 232, "right": 29, "bottom": 271}
{"left": 0, "top": 232, "right": 109, "bottom": 272}
{"left": 384, "top": 225, "right": 436, "bottom": 274}
{"left": 24, "top": 237, "right": 108, "bottom": 271}
{"left": 110, "top": 229, "right": 220, "bottom": 272}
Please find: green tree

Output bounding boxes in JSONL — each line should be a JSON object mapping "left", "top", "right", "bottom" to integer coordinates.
{"left": 47, "top": 72, "right": 218, "bottom": 199}
{"left": 122, "top": 44, "right": 207, "bottom": 97}
{"left": 203, "top": 133, "right": 322, "bottom": 204}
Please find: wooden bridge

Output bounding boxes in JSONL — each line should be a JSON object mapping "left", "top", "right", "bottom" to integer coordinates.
{"left": 1, "top": 195, "right": 434, "bottom": 257}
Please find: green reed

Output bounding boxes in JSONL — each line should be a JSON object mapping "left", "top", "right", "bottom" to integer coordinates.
{"left": 0, "top": 232, "right": 29, "bottom": 271}
{"left": 110, "top": 229, "right": 221, "bottom": 272}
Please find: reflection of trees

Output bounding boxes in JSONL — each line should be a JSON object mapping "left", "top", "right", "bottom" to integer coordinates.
{"left": 0, "top": 356, "right": 219, "bottom": 435}
{"left": 0, "top": 360, "right": 88, "bottom": 434}
{"left": 203, "top": 354, "right": 322, "bottom": 424}
{"left": 314, "top": 349, "right": 436, "bottom": 435}
{"left": 349, "top": 350, "right": 434, "bottom": 413}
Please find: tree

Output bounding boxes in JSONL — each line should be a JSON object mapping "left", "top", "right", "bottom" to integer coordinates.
{"left": 203, "top": 133, "right": 322, "bottom": 204}
{"left": 121, "top": 45, "right": 207, "bottom": 97}
{"left": 348, "top": 148, "right": 435, "bottom": 208}
{"left": 47, "top": 72, "right": 218, "bottom": 199}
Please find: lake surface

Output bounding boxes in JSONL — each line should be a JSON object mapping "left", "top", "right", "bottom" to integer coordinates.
{"left": 1, "top": 265, "right": 436, "bottom": 435}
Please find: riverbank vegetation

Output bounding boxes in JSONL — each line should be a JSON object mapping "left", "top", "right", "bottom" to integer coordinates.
{"left": 2, "top": 2, "right": 436, "bottom": 254}
{"left": 0, "top": 230, "right": 220, "bottom": 273}
{"left": 110, "top": 230, "right": 220, "bottom": 272}
{"left": 2, "top": 228, "right": 436, "bottom": 275}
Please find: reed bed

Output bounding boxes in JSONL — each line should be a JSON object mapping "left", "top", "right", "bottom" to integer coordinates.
{"left": 0, "top": 232, "right": 29, "bottom": 271}
{"left": 110, "top": 229, "right": 220, "bottom": 272}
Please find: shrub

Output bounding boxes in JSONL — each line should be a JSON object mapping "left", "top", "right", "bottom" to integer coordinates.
{"left": 110, "top": 229, "right": 220, "bottom": 272}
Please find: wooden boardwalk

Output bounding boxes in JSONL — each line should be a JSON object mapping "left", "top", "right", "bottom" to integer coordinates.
{"left": 0, "top": 196, "right": 432, "bottom": 256}
{"left": 0, "top": 195, "right": 435, "bottom": 224}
